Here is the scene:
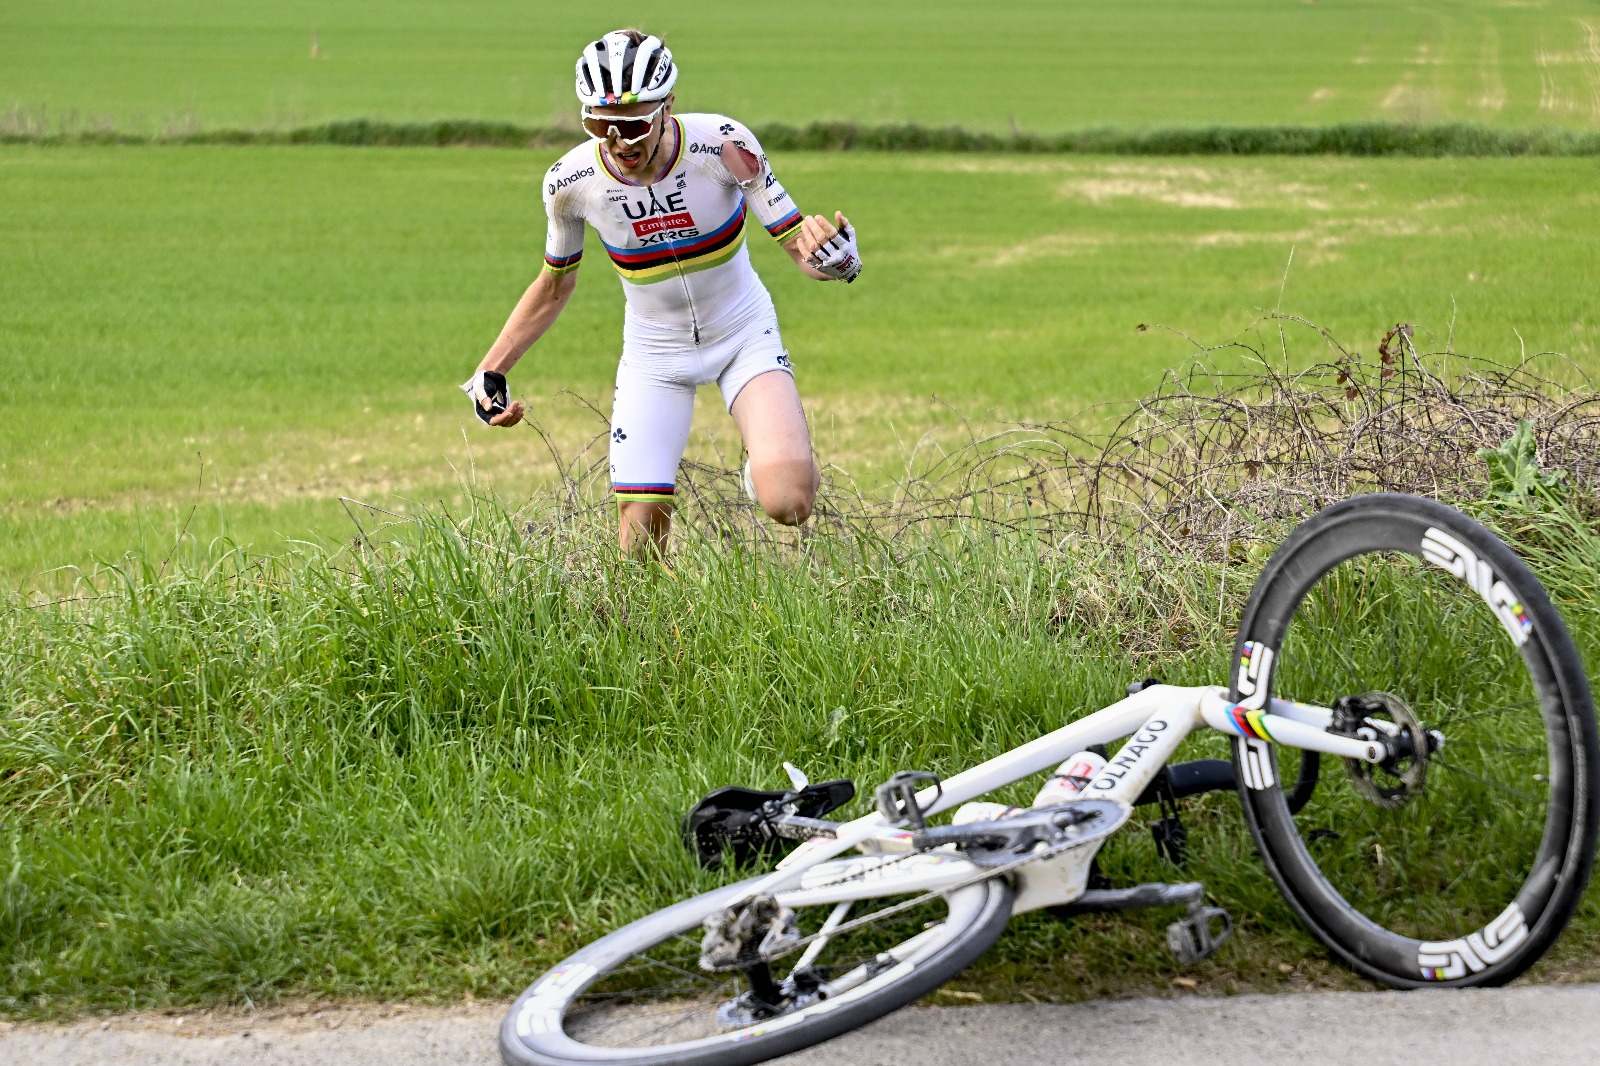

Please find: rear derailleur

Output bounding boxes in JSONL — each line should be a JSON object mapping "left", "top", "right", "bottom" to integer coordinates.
{"left": 699, "top": 894, "right": 828, "bottom": 1027}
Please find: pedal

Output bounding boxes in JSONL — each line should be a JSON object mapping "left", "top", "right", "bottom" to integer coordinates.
{"left": 874, "top": 771, "right": 942, "bottom": 830}
{"left": 1166, "top": 902, "right": 1233, "bottom": 965}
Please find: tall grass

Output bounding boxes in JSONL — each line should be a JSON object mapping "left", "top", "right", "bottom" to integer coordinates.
{"left": 0, "top": 502, "right": 1218, "bottom": 1012}
{"left": 4, "top": 452, "right": 1600, "bottom": 1014}
{"left": 7, "top": 334, "right": 1600, "bottom": 1013}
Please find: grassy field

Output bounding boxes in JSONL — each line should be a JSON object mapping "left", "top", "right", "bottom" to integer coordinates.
{"left": 4, "top": 144, "right": 1599, "bottom": 584}
{"left": 6, "top": 1, "right": 1600, "bottom": 134}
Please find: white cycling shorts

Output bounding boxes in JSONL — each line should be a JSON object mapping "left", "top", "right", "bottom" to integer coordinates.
{"left": 609, "top": 293, "right": 793, "bottom": 504}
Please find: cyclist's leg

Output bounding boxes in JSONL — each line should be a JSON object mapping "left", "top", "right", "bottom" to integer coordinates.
{"left": 721, "top": 319, "right": 817, "bottom": 525}
{"left": 730, "top": 371, "right": 817, "bottom": 524}
{"left": 617, "top": 499, "right": 672, "bottom": 557}
{"left": 611, "top": 357, "right": 695, "bottom": 557}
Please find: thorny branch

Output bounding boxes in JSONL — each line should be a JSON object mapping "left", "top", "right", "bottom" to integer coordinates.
{"left": 387, "top": 317, "right": 1600, "bottom": 564}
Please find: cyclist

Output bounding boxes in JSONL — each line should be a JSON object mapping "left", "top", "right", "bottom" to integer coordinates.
{"left": 462, "top": 28, "right": 863, "bottom": 554}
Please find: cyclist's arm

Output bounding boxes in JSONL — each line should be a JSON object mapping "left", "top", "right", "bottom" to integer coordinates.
{"left": 722, "top": 142, "right": 853, "bottom": 281}
{"left": 712, "top": 118, "right": 840, "bottom": 281}
{"left": 480, "top": 158, "right": 587, "bottom": 373}
{"left": 476, "top": 268, "right": 579, "bottom": 377}
{"left": 468, "top": 171, "right": 586, "bottom": 425}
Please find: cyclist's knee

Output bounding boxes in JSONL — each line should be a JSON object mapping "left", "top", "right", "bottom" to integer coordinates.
{"left": 753, "top": 460, "right": 818, "bottom": 525}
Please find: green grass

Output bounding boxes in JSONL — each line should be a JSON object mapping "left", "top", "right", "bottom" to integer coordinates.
{"left": 4, "top": 145, "right": 1600, "bottom": 584}
{"left": 4, "top": 492, "right": 1599, "bottom": 1015}
{"left": 5, "top": 1, "right": 1600, "bottom": 134}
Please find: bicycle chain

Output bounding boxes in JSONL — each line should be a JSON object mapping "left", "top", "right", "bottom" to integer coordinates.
{"left": 760, "top": 802, "right": 1131, "bottom": 960}
{"left": 762, "top": 840, "right": 1070, "bottom": 960}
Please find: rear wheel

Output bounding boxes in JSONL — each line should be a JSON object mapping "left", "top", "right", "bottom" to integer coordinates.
{"left": 501, "top": 861, "right": 1012, "bottom": 1066}
{"left": 1230, "top": 493, "right": 1599, "bottom": 987}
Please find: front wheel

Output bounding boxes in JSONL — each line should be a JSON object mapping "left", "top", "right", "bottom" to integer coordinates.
{"left": 500, "top": 861, "right": 1013, "bottom": 1066}
{"left": 1230, "top": 492, "right": 1599, "bottom": 988}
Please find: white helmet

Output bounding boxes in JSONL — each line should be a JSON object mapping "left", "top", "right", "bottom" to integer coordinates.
{"left": 575, "top": 31, "right": 677, "bottom": 107}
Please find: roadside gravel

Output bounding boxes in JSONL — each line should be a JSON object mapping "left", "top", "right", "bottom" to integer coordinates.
{"left": 5, "top": 983, "right": 1598, "bottom": 1065}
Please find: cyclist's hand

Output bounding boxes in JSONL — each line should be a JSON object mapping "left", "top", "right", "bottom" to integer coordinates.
{"left": 794, "top": 213, "right": 837, "bottom": 260}
{"left": 461, "top": 369, "right": 525, "bottom": 427}
{"left": 489, "top": 400, "right": 525, "bottom": 427}
{"left": 800, "top": 212, "right": 862, "bottom": 284}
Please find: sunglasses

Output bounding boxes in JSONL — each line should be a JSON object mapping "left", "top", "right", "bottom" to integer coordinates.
{"left": 581, "top": 103, "right": 668, "bottom": 146}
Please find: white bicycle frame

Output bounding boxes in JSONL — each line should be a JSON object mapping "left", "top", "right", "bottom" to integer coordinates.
{"left": 747, "top": 684, "right": 1386, "bottom": 915}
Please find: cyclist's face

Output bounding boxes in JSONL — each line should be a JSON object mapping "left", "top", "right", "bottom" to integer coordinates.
{"left": 589, "top": 97, "right": 672, "bottom": 175}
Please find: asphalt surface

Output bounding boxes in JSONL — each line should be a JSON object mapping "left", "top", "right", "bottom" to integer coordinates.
{"left": 5, "top": 984, "right": 1599, "bottom": 1066}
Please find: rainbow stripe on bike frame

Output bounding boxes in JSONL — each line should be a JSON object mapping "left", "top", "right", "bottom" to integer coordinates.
{"left": 1200, "top": 694, "right": 1383, "bottom": 763}
{"left": 1226, "top": 703, "right": 1276, "bottom": 741}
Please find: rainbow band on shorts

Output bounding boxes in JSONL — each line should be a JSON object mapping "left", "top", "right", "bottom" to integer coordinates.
{"left": 614, "top": 483, "right": 675, "bottom": 503}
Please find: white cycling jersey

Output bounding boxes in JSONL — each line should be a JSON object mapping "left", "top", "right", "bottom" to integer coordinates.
{"left": 541, "top": 113, "right": 805, "bottom": 342}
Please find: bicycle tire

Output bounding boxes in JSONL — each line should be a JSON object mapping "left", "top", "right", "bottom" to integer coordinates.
{"left": 500, "top": 864, "right": 1013, "bottom": 1066}
{"left": 1228, "top": 492, "right": 1599, "bottom": 987}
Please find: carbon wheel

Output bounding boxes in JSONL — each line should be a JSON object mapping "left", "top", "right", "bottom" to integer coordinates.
{"left": 500, "top": 865, "right": 1012, "bottom": 1066}
{"left": 1229, "top": 493, "right": 1599, "bottom": 987}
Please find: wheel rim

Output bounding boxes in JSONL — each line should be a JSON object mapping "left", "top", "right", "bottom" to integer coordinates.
{"left": 511, "top": 877, "right": 995, "bottom": 1061}
{"left": 1233, "top": 499, "right": 1588, "bottom": 984}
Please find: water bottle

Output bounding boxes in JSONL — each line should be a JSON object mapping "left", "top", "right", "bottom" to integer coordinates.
{"left": 1033, "top": 750, "right": 1108, "bottom": 806}
{"left": 951, "top": 801, "right": 1020, "bottom": 825}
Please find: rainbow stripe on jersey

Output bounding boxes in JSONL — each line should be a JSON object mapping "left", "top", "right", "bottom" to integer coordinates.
{"left": 764, "top": 208, "right": 803, "bottom": 245}
{"left": 544, "top": 249, "right": 582, "bottom": 275}
{"left": 601, "top": 199, "right": 748, "bottom": 284}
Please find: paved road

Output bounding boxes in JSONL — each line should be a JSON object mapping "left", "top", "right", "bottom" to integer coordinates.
{"left": 5, "top": 984, "right": 1599, "bottom": 1065}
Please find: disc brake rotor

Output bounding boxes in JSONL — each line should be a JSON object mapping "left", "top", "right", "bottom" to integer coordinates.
{"left": 1337, "top": 690, "right": 1429, "bottom": 809}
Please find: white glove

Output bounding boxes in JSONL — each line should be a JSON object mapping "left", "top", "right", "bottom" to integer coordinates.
{"left": 809, "top": 223, "right": 863, "bottom": 284}
{"left": 460, "top": 369, "right": 509, "bottom": 424}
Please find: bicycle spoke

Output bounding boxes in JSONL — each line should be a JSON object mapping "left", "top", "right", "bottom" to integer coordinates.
{"left": 1430, "top": 754, "right": 1546, "bottom": 805}
{"left": 607, "top": 953, "right": 719, "bottom": 986}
